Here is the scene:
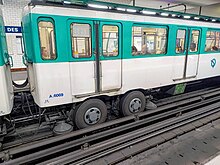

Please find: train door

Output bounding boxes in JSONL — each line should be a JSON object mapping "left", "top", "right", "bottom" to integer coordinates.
{"left": 173, "top": 27, "right": 201, "bottom": 80}
{"left": 185, "top": 28, "right": 201, "bottom": 78}
{"left": 69, "top": 20, "right": 96, "bottom": 96}
{"left": 97, "top": 21, "right": 122, "bottom": 92}
{"left": 69, "top": 20, "right": 122, "bottom": 97}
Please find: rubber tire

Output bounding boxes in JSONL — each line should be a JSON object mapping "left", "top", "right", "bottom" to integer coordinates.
{"left": 73, "top": 99, "right": 107, "bottom": 129}
{"left": 120, "top": 91, "right": 146, "bottom": 116}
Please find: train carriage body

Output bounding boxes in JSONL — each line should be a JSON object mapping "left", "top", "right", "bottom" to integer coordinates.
{"left": 22, "top": 3, "right": 220, "bottom": 108}
{"left": 0, "top": 10, "right": 13, "bottom": 116}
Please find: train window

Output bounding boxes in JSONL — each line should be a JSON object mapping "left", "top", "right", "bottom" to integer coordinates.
{"left": 132, "top": 26, "right": 167, "bottom": 55}
{"left": 71, "top": 23, "right": 91, "bottom": 58}
{"left": 190, "top": 30, "right": 200, "bottom": 52}
{"left": 176, "top": 30, "right": 186, "bottom": 54}
{"left": 102, "top": 25, "right": 118, "bottom": 56}
{"left": 38, "top": 21, "right": 56, "bottom": 60}
{"left": 205, "top": 31, "right": 220, "bottom": 52}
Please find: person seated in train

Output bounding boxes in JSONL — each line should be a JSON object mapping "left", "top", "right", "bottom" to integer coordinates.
{"left": 212, "top": 45, "right": 218, "bottom": 51}
{"left": 205, "top": 44, "right": 211, "bottom": 52}
{"left": 73, "top": 49, "right": 79, "bottom": 58}
{"left": 141, "top": 44, "right": 150, "bottom": 55}
{"left": 190, "top": 42, "right": 197, "bottom": 52}
{"left": 132, "top": 45, "right": 138, "bottom": 55}
{"left": 41, "top": 47, "right": 49, "bottom": 59}
{"left": 176, "top": 46, "right": 184, "bottom": 53}
{"left": 113, "top": 49, "right": 118, "bottom": 56}
{"left": 156, "top": 47, "right": 166, "bottom": 54}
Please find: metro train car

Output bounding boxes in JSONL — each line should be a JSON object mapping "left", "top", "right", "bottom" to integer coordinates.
{"left": 21, "top": 0, "right": 220, "bottom": 128}
{"left": 0, "top": 9, "right": 13, "bottom": 117}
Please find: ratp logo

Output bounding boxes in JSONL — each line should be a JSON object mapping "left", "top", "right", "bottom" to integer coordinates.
{"left": 211, "top": 58, "right": 217, "bottom": 68}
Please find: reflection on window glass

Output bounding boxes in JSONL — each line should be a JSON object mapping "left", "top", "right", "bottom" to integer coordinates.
{"left": 71, "top": 23, "right": 91, "bottom": 58}
{"left": 132, "top": 26, "right": 167, "bottom": 56}
{"left": 102, "top": 25, "right": 118, "bottom": 56}
{"left": 205, "top": 31, "right": 220, "bottom": 52}
{"left": 176, "top": 30, "right": 186, "bottom": 54}
{"left": 38, "top": 21, "right": 56, "bottom": 60}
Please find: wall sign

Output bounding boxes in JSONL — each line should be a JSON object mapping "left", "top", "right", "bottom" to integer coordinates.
{"left": 5, "top": 26, "right": 22, "bottom": 33}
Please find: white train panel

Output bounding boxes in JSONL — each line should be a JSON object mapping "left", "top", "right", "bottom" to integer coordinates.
{"left": 185, "top": 54, "right": 199, "bottom": 78}
{"left": 30, "top": 63, "right": 72, "bottom": 107}
{"left": 27, "top": 63, "right": 38, "bottom": 101}
{"left": 197, "top": 53, "right": 220, "bottom": 79}
{"left": 101, "top": 60, "right": 122, "bottom": 91}
{"left": 29, "top": 53, "right": 220, "bottom": 108}
{"left": 122, "top": 56, "right": 174, "bottom": 91}
{"left": 172, "top": 56, "right": 186, "bottom": 80}
{"left": 70, "top": 61, "right": 96, "bottom": 96}
{"left": 0, "top": 65, "right": 13, "bottom": 116}
{"left": 30, "top": 6, "right": 220, "bottom": 29}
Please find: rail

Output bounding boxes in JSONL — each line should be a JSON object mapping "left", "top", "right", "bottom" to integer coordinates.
{"left": 1, "top": 87, "right": 220, "bottom": 164}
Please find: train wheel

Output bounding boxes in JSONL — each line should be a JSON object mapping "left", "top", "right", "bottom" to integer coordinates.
{"left": 73, "top": 99, "right": 107, "bottom": 129}
{"left": 120, "top": 91, "right": 146, "bottom": 116}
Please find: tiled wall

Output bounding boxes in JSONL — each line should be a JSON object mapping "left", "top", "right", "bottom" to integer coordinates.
{"left": 1, "top": 0, "right": 30, "bottom": 68}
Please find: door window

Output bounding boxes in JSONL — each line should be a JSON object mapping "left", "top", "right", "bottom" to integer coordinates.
{"left": 38, "top": 21, "right": 56, "bottom": 60}
{"left": 176, "top": 29, "right": 186, "bottom": 54}
{"left": 102, "top": 25, "right": 119, "bottom": 57}
{"left": 71, "top": 23, "right": 91, "bottom": 58}
{"left": 190, "top": 30, "right": 200, "bottom": 52}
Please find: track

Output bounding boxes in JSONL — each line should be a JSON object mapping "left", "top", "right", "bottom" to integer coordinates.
{"left": 2, "top": 87, "right": 220, "bottom": 164}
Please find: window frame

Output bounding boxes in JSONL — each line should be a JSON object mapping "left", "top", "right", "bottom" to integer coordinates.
{"left": 38, "top": 18, "right": 57, "bottom": 60}
{"left": 205, "top": 29, "right": 220, "bottom": 53}
{"left": 131, "top": 24, "right": 168, "bottom": 56}
{"left": 70, "top": 22, "right": 92, "bottom": 59}
{"left": 102, "top": 24, "right": 119, "bottom": 57}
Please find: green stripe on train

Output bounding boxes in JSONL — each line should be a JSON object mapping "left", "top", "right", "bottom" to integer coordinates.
{"left": 22, "top": 13, "right": 220, "bottom": 64}
{"left": 0, "top": 15, "right": 8, "bottom": 67}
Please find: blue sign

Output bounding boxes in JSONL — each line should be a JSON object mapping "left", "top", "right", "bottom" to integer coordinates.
{"left": 5, "top": 26, "right": 22, "bottom": 33}
{"left": 211, "top": 58, "right": 217, "bottom": 68}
